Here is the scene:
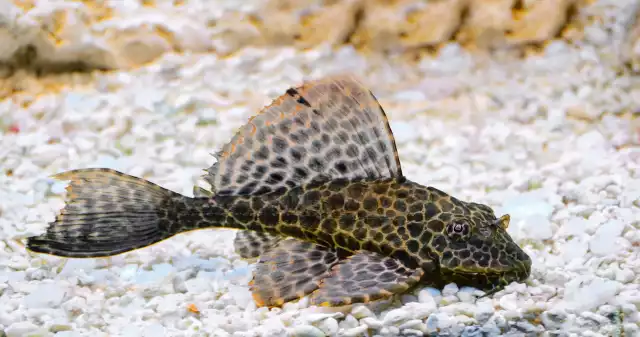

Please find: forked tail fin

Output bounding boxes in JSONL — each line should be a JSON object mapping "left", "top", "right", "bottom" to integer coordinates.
{"left": 26, "top": 168, "right": 190, "bottom": 258}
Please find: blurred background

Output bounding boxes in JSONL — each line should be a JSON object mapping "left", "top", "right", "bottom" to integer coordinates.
{"left": 1, "top": 1, "right": 639, "bottom": 85}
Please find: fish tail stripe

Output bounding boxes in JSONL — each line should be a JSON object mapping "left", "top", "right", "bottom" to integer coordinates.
{"left": 26, "top": 169, "right": 185, "bottom": 258}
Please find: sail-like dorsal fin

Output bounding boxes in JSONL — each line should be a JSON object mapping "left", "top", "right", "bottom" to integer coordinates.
{"left": 205, "top": 74, "right": 403, "bottom": 196}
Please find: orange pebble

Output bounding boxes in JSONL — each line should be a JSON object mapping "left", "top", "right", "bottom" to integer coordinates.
{"left": 187, "top": 303, "right": 200, "bottom": 314}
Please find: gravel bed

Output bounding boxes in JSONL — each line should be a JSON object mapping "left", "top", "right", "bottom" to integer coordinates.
{"left": 1, "top": 1, "right": 640, "bottom": 337}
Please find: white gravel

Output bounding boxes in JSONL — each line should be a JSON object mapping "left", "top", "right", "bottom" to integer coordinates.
{"left": 1, "top": 1, "right": 640, "bottom": 337}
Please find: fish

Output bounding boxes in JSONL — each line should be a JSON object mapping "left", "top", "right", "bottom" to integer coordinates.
{"left": 26, "top": 74, "right": 532, "bottom": 307}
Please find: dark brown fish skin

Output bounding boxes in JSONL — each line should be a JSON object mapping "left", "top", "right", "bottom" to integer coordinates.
{"left": 25, "top": 75, "right": 532, "bottom": 306}
{"left": 172, "top": 176, "right": 532, "bottom": 291}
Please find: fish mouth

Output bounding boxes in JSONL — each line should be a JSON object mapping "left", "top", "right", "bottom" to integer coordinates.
{"left": 439, "top": 257, "right": 532, "bottom": 291}
{"left": 439, "top": 269, "right": 525, "bottom": 292}
{"left": 455, "top": 261, "right": 531, "bottom": 279}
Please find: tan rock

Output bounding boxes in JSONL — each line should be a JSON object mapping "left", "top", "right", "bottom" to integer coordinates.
{"left": 621, "top": 8, "right": 640, "bottom": 71}
{"left": 26, "top": 1, "right": 118, "bottom": 69}
{"left": 253, "top": 0, "right": 363, "bottom": 49}
{"left": 0, "top": 1, "right": 120, "bottom": 70}
{"left": 352, "top": 0, "right": 468, "bottom": 52}
{"left": 0, "top": 2, "right": 40, "bottom": 63}
{"left": 505, "top": 0, "right": 576, "bottom": 45}
{"left": 101, "top": 25, "right": 173, "bottom": 68}
{"left": 456, "top": 0, "right": 515, "bottom": 49}
{"left": 1, "top": 1, "right": 211, "bottom": 71}
{"left": 210, "top": 11, "right": 263, "bottom": 55}
{"left": 0, "top": 0, "right": 612, "bottom": 70}
{"left": 99, "top": 13, "right": 212, "bottom": 67}
{"left": 209, "top": 0, "right": 362, "bottom": 54}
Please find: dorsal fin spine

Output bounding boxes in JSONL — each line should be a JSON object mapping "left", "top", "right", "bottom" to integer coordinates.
{"left": 204, "top": 75, "right": 403, "bottom": 196}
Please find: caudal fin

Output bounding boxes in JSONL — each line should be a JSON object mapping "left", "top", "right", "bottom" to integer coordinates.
{"left": 26, "top": 168, "right": 185, "bottom": 258}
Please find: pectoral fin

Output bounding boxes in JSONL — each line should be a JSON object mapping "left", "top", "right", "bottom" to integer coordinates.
{"left": 249, "top": 238, "right": 339, "bottom": 308}
{"left": 233, "top": 230, "right": 283, "bottom": 260}
{"left": 309, "top": 251, "right": 424, "bottom": 307}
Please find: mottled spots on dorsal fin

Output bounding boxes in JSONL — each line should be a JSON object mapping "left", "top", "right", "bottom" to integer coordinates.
{"left": 204, "top": 74, "right": 404, "bottom": 196}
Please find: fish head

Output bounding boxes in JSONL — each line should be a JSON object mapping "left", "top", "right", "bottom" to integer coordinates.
{"left": 434, "top": 201, "right": 532, "bottom": 290}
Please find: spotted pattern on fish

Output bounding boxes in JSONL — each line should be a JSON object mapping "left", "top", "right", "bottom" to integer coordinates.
{"left": 234, "top": 230, "right": 282, "bottom": 260}
{"left": 26, "top": 74, "right": 532, "bottom": 308}
{"left": 311, "top": 250, "right": 424, "bottom": 307}
{"left": 204, "top": 75, "right": 402, "bottom": 197}
{"left": 250, "top": 238, "right": 338, "bottom": 307}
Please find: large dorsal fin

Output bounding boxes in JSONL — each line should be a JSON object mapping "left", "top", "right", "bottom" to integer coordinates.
{"left": 205, "top": 75, "right": 403, "bottom": 196}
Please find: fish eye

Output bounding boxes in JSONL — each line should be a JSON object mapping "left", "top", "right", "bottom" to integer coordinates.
{"left": 446, "top": 221, "right": 470, "bottom": 240}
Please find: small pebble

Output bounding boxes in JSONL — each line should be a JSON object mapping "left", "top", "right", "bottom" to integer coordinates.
{"left": 290, "top": 325, "right": 326, "bottom": 337}
{"left": 442, "top": 283, "right": 459, "bottom": 297}
{"left": 362, "top": 317, "right": 384, "bottom": 330}
{"left": 341, "top": 324, "right": 369, "bottom": 337}
{"left": 382, "top": 308, "right": 411, "bottom": 325}
{"left": 317, "top": 317, "right": 339, "bottom": 336}
{"left": 5, "top": 322, "right": 41, "bottom": 337}
{"left": 351, "top": 306, "right": 374, "bottom": 319}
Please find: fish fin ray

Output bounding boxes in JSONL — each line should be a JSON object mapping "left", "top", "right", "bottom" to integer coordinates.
{"left": 193, "top": 185, "right": 214, "bottom": 198}
{"left": 233, "top": 230, "right": 283, "bottom": 260}
{"left": 250, "top": 238, "right": 339, "bottom": 308}
{"left": 309, "top": 250, "right": 424, "bottom": 307}
{"left": 26, "top": 168, "right": 183, "bottom": 258}
{"left": 205, "top": 74, "right": 403, "bottom": 196}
